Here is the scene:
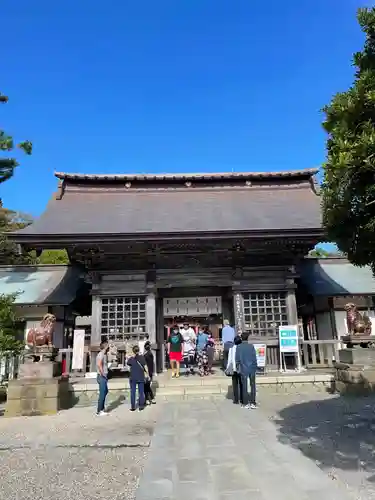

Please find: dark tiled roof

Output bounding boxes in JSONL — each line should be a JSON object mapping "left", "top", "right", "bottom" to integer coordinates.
{"left": 299, "top": 258, "right": 375, "bottom": 296}
{"left": 15, "top": 173, "right": 322, "bottom": 238}
{"left": 0, "top": 265, "right": 82, "bottom": 305}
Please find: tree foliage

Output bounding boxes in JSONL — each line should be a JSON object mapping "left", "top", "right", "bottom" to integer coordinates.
{"left": 37, "top": 249, "right": 69, "bottom": 265}
{"left": 322, "top": 7, "right": 375, "bottom": 271}
{"left": 0, "top": 92, "right": 32, "bottom": 184}
{"left": 0, "top": 293, "right": 23, "bottom": 355}
{"left": 308, "top": 247, "right": 343, "bottom": 258}
{"left": 0, "top": 203, "right": 32, "bottom": 265}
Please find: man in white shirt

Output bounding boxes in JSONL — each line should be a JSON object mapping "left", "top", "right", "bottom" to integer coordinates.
{"left": 180, "top": 323, "right": 196, "bottom": 375}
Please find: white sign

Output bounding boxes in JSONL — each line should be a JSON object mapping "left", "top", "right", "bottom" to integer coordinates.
{"left": 279, "top": 325, "right": 299, "bottom": 353}
{"left": 163, "top": 296, "right": 222, "bottom": 317}
{"left": 72, "top": 329, "right": 85, "bottom": 370}
{"left": 254, "top": 344, "right": 266, "bottom": 368}
{"left": 138, "top": 340, "right": 146, "bottom": 354}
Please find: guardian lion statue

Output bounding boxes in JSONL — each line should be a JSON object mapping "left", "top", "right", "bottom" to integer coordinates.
{"left": 344, "top": 303, "right": 372, "bottom": 336}
{"left": 25, "top": 314, "right": 57, "bottom": 362}
{"left": 26, "top": 313, "right": 56, "bottom": 348}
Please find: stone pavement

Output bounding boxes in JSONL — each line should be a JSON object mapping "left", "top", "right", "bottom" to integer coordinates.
{"left": 0, "top": 404, "right": 159, "bottom": 500}
{"left": 136, "top": 398, "right": 356, "bottom": 500}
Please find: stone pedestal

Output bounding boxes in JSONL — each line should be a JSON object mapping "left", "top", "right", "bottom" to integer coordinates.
{"left": 4, "top": 360, "right": 72, "bottom": 417}
{"left": 334, "top": 348, "right": 375, "bottom": 395}
{"left": 338, "top": 348, "right": 375, "bottom": 368}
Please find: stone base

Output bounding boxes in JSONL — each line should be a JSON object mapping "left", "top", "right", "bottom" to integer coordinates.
{"left": 338, "top": 348, "right": 375, "bottom": 369}
{"left": 341, "top": 335, "right": 375, "bottom": 347}
{"left": 4, "top": 377, "right": 73, "bottom": 417}
{"left": 334, "top": 363, "right": 375, "bottom": 395}
{"left": 18, "top": 361, "right": 62, "bottom": 379}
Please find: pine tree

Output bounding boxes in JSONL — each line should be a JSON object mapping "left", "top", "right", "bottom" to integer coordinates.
{"left": 322, "top": 7, "right": 375, "bottom": 271}
{"left": 0, "top": 92, "right": 32, "bottom": 183}
{"left": 0, "top": 293, "right": 24, "bottom": 355}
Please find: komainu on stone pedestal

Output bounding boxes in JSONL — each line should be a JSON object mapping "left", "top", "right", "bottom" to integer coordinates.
{"left": 25, "top": 313, "right": 58, "bottom": 362}
{"left": 5, "top": 314, "right": 71, "bottom": 417}
{"left": 341, "top": 303, "right": 374, "bottom": 348}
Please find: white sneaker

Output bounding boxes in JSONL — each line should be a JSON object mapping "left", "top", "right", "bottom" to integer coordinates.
{"left": 97, "top": 411, "right": 109, "bottom": 416}
{"left": 250, "top": 404, "right": 257, "bottom": 409}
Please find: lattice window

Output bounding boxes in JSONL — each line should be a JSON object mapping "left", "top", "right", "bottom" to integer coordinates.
{"left": 242, "top": 292, "right": 288, "bottom": 337}
{"left": 100, "top": 296, "right": 146, "bottom": 342}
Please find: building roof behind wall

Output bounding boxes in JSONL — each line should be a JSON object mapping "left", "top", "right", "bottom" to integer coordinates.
{"left": 11, "top": 168, "right": 322, "bottom": 243}
{"left": 300, "top": 258, "right": 375, "bottom": 296}
{"left": 0, "top": 265, "right": 83, "bottom": 305}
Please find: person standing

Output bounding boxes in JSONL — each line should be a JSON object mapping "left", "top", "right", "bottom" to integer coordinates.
{"left": 226, "top": 335, "right": 243, "bottom": 404}
{"left": 144, "top": 341, "right": 156, "bottom": 404}
{"left": 96, "top": 340, "right": 110, "bottom": 416}
{"left": 181, "top": 322, "right": 196, "bottom": 375}
{"left": 235, "top": 331, "right": 258, "bottom": 409}
{"left": 167, "top": 325, "right": 184, "bottom": 378}
{"left": 205, "top": 327, "right": 215, "bottom": 374}
{"left": 221, "top": 319, "right": 235, "bottom": 370}
{"left": 196, "top": 327, "right": 209, "bottom": 377}
{"left": 127, "top": 345, "right": 148, "bottom": 411}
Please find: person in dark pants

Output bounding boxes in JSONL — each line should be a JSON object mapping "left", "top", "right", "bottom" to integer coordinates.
{"left": 144, "top": 341, "right": 156, "bottom": 404}
{"left": 96, "top": 340, "right": 110, "bottom": 416}
{"left": 227, "top": 335, "right": 244, "bottom": 404}
{"left": 127, "top": 345, "right": 148, "bottom": 411}
{"left": 235, "top": 331, "right": 258, "bottom": 409}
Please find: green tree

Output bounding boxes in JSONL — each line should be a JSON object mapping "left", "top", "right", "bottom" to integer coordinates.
{"left": 0, "top": 203, "right": 32, "bottom": 265}
{"left": 0, "top": 293, "right": 23, "bottom": 354}
{"left": 0, "top": 92, "right": 32, "bottom": 184}
{"left": 37, "top": 249, "right": 69, "bottom": 265}
{"left": 322, "top": 7, "right": 375, "bottom": 271}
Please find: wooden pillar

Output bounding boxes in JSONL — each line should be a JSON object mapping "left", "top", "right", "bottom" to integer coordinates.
{"left": 156, "top": 296, "right": 165, "bottom": 373}
{"left": 286, "top": 288, "right": 298, "bottom": 325}
{"left": 91, "top": 295, "right": 101, "bottom": 346}
{"left": 233, "top": 292, "right": 245, "bottom": 334}
{"left": 146, "top": 292, "right": 156, "bottom": 344}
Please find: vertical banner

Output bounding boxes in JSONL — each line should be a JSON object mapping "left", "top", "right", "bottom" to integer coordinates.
{"left": 72, "top": 329, "right": 85, "bottom": 370}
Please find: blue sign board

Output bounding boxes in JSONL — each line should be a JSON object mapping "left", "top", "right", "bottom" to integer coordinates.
{"left": 279, "top": 325, "right": 299, "bottom": 353}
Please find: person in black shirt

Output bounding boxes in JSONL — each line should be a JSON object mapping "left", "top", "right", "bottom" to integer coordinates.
{"left": 144, "top": 341, "right": 156, "bottom": 404}
{"left": 127, "top": 345, "right": 149, "bottom": 411}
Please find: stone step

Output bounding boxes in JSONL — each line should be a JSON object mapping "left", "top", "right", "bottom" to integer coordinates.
{"left": 66, "top": 371, "right": 334, "bottom": 406}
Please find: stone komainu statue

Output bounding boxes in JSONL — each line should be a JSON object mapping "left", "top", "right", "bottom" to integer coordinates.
{"left": 344, "top": 303, "right": 372, "bottom": 336}
{"left": 26, "top": 313, "right": 56, "bottom": 348}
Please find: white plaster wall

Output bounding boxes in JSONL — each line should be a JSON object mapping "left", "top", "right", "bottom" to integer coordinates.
{"left": 334, "top": 310, "right": 347, "bottom": 339}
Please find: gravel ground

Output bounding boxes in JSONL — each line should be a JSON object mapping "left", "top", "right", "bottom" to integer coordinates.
{"left": 0, "top": 404, "right": 159, "bottom": 500}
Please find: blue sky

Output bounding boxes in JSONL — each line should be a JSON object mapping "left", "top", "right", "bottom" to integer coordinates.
{"left": 1, "top": 0, "right": 369, "bottom": 217}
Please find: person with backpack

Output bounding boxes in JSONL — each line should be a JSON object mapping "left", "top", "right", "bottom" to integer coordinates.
{"left": 127, "top": 345, "right": 149, "bottom": 411}
{"left": 235, "top": 331, "right": 258, "bottom": 409}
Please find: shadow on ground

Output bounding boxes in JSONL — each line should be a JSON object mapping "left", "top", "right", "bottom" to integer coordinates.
{"left": 274, "top": 394, "right": 375, "bottom": 481}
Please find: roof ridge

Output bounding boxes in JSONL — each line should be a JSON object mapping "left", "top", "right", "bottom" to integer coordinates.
{"left": 54, "top": 168, "right": 318, "bottom": 182}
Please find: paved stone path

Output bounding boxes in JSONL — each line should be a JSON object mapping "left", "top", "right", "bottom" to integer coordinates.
{"left": 136, "top": 399, "right": 355, "bottom": 500}
{"left": 0, "top": 404, "right": 159, "bottom": 500}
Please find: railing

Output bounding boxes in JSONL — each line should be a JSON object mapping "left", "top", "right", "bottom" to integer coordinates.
{"left": 0, "top": 353, "right": 23, "bottom": 384}
{"left": 56, "top": 348, "right": 91, "bottom": 375}
{"left": 301, "top": 339, "right": 342, "bottom": 368}
{"left": 0, "top": 339, "right": 344, "bottom": 382}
